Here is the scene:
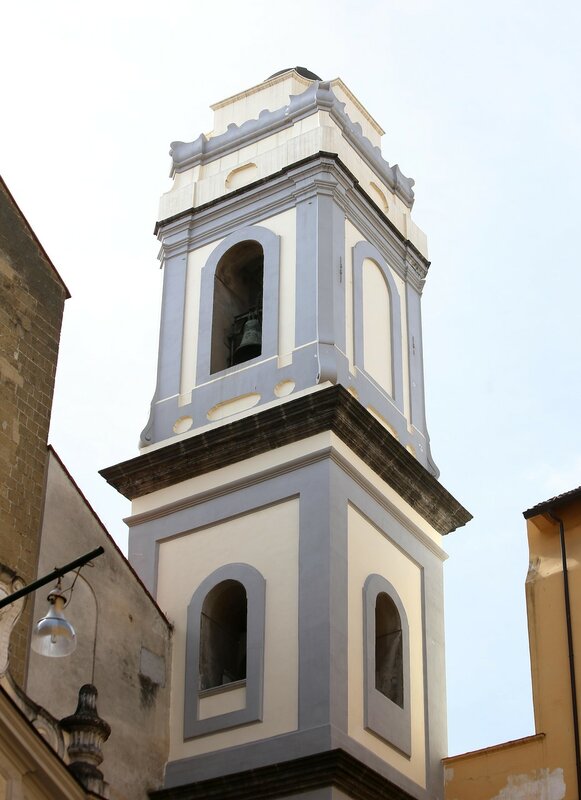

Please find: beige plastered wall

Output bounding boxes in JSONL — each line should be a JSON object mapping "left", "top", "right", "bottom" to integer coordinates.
{"left": 157, "top": 498, "right": 299, "bottom": 762}
{"left": 178, "top": 208, "right": 296, "bottom": 407}
{"left": 347, "top": 504, "right": 426, "bottom": 788}
{"left": 444, "top": 504, "right": 581, "bottom": 800}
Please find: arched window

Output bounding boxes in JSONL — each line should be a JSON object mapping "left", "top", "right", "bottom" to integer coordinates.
{"left": 364, "top": 574, "right": 411, "bottom": 755}
{"left": 200, "top": 580, "right": 247, "bottom": 689}
{"left": 184, "top": 563, "right": 266, "bottom": 739}
{"left": 196, "top": 226, "right": 280, "bottom": 385}
{"left": 211, "top": 241, "right": 264, "bottom": 373}
{"left": 375, "top": 592, "right": 403, "bottom": 707}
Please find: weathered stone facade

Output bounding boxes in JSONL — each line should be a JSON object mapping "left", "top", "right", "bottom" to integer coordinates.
{"left": 0, "top": 178, "right": 172, "bottom": 798}
{"left": 0, "top": 177, "right": 68, "bottom": 685}
{"left": 28, "top": 449, "right": 172, "bottom": 800}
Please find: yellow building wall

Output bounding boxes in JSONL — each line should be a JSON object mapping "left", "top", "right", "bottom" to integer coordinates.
{"left": 445, "top": 500, "right": 581, "bottom": 800}
{"left": 444, "top": 735, "right": 563, "bottom": 800}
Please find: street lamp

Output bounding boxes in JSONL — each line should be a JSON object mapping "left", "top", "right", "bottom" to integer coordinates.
{"left": 0, "top": 547, "right": 104, "bottom": 658}
{"left": 31, "top": 579, "right": 77, "bottom": 657}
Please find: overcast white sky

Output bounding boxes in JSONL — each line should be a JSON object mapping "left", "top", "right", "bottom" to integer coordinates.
{"left": 2, "top": 0, "right": 581, "bottom": 757}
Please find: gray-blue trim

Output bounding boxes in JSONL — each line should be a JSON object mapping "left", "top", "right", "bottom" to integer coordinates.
{"left": 170, "top": 82, "right": 415, "bottom": 208}
{"left": 352, "top": 240, "right": 403, "bottom": 411}
{"left": 297, "top": 464, "right": 332, "bottom": 729}
{"left": 294, "top": 192, "right": 318, "bottom": 347}
{"left": 363, "top": 574, "right": 411, "bottom": 757}
{"left": 165, "top": 726, "right": 333, "bottom": 788}
{"left": 405, "top": 283, "right": 424, "bottom": 434}
{"left": 405, "top": 283, "right": 439, "bottom": 477}
{"left": 141, "top": 252, "right": 188, "bottom": 444}
{"left": 316, "top": 191, "right": 346, "bottom": 385}
{"left": 153, "top": 347, "right": 321, "bottom": 437}
{"left": 184, "top": 563, "right": 266, "bottom": 738}
{"left": 195, "top": 226, "right": 281, "bottom": 386}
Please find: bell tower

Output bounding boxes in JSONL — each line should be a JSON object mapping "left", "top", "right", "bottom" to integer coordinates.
{"left": 102, "top": 68, "right": 470, "bottom": 800}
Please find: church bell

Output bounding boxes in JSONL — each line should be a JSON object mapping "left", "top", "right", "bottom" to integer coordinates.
{"left": 232, "top": 315, "right": 262, "bottom": 365}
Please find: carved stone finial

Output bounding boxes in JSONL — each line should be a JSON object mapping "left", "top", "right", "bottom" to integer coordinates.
{"left": 60, "top": 684, "right": 111, "bottom": 797}
{"left": 0, "top": 565, "right": 25, "bottom": 677}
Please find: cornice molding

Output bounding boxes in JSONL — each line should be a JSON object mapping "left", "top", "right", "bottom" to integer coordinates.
{"left": 101, "top": 385, "right": 470, "bottom": 535}
{"left": 122, "top": 442, "right": 446, "bottom": 560}
{"left": 169, "top": 81, "right": 415, "bottom": 208}
{"left": 329, "top": 449, "right": 448, "bottom": 561}
{"left": 156, "top": 154, "right": 429, "bottom": 286}
{"left": 150, "top": 748, "right": 418, "bottom": 800}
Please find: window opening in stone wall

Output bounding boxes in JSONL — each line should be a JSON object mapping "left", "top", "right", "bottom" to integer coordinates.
{"left": 211, "top": 241, "right": 264, "bottom": 373}
{"left": 199, "top": 580, "right": 247, "bottom": 690}
{"left": 375, "top": 591, "right": 403, "bottom": 707}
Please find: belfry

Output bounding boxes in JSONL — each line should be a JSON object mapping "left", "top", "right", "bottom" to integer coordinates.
{"left": 102, "top": 68, "right": 470, "bottom": 800}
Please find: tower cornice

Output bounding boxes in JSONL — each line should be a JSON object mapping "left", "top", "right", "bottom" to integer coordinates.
{"left": 169, "top": 81, "right": 415, "bottom": 209}
{"left": 155, "top": 153, "right": 429, "bottom": 288}
{"left": 151, "top": 748, "right": 419, "bottom": 800}
{"left": 100, "top": 385, "right": 470, "bottom": 535}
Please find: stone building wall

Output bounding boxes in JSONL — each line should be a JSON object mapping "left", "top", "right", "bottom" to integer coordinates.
{"left": 0, "top": 177, "right": 68, "bottom": 685}
{"left": 27, "top": 449, "right": 172, "bottom": 799}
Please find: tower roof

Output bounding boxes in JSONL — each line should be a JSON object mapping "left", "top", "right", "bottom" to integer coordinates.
{"left": 267, "top": 67, "right": 322, "bottom": 81}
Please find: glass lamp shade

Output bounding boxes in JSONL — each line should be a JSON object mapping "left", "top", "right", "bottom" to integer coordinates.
{"left": 31, "top": 588, "right": 77, "bottom": 657}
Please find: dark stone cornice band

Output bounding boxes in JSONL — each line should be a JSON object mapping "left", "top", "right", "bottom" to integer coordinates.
{"left": 149, "top": 748, "right": 418, "bottom": 800}
{"left": 100, "top": 385, "right": 470, "bottom": 535}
